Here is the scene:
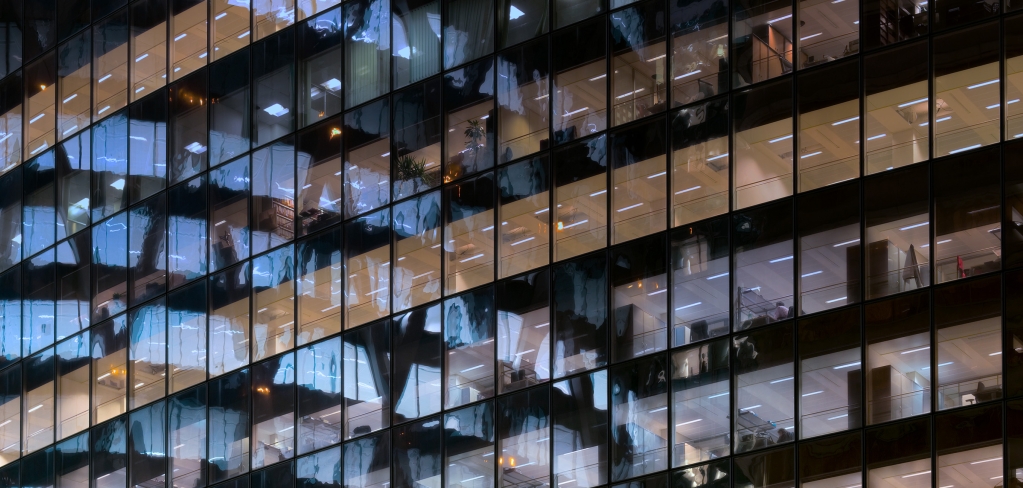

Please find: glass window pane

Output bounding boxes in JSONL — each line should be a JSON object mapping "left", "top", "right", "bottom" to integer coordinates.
{"left": 393, "top": 303, "right": 442, "bottom": 422}
{"left": 445, "top": 402, "right": 495, "bottom": 487}
{"left": 798, "top": 432, "right": 861, "bottom": 487}
{"left": 444, "top": 286, "right": 496, "bottom": 409}
{"left": 168, "top": 175, "right": 209, "bottom": 289}
{"left": 392, "top": 191, "right": 442, "bottom": 312}
{"left": 55, "top": 431, "right": 89, "bottom": 488}
{"left": 734, "top": 446, "right": 794, "bottom": 487}
{"left": 444, "top": 171, "right": 496, "bottom": 294}
{"left": 498, "top": 155, "right": 550, "bottom": 278}
{"left": 671, "top": 338, "right": 730, "bottom": 467}
{"left": 57, "top": 33, "right": 91, "bottom": 142}
{"left": 57, "top": 131, "right": 92, "bottom": 240}
{"left": 671, "top": 216, "right": 730, "bottom": 346}
{"left": 252, "top": 245, "right": 295, "bottom": 361}
{"left": 610, "top": 118, "right": 667, "bottom": 243}
{"left": 93, "top": 11, "right": 130, "bottom": 120}
{"left": 209, "top": 49, "right": 251, "bottom": 167}
{"left": 798, "top": 307, "right": 861, "bottom": 439}
{"left": 443, "top": 0, "right": 495, "bottom": 70}
{"left": 497, "top": 37, "right": 549, "bottom": 162}
{"left": 444, "top": 57, "right": 496, "bottom": 181}
{"left": 91, "top": 111, "right": 130, "bottom": 222}
{"left": 611, "top": 235, "right": 667, "bottom": 361}
{"left": 392, "top": 417, "right": 440, "bottom": 488}
{"left": 671, "top": 98, "right": 728, "bottom": 226}
{"left": 345, "top": 208, "right": 391, "bottom": 328}
{"left": 24, "top": 249, "right": 56, "bottom": 355}
{"left": 611, "top": 1, "right": 667, "bottom": 126}
{"left": 302, "top": 445, "right": 346, "bottom": 487}
{"left": 733, "top": 0, "right": 793, "bottom": 88}
{"left": 209, "top": 263, "right": 251, "bottom": 376}
{"left": 553, "top": 134, "right": 608, "bottom": 261}
{"left": 733, "top": 79, "right": 793, "bottom": 209}
{"left": 296, "top": 120, "right": 343, "bottom": 237}
{"left": 670, "top": 0, "right": 728, "bottom": 106}
{"left": 23, "top": 150, "right": 57, "bottom": 259}
{"left": 865, "top": 291, "right": 931, "bottom": 424}
{"left": 553, "top": 370, "right": 608, "bottom": 487}
{"left": 251, "top": 141, "right": 296, "bottom": 255}
{"left": 343, "top": 322, "right": 389, "bottom": 439}
{"left": 933, "top": 21, "right": 1000, "bottom": 158}
{"left": 55, "top": 235, "right": 90, "bottom": 340}
{"left": 130, "top": 0, "right": 168, "bottom": 102}
{"left": 129, "top": 400, "right": 168, "bottom": 487}
{"left": 169, "top": 281, "right": 208, "bottom": 393}
{"left": 252, "top": 31, "right": 295, "bottom": 147}
{"left": 128, "top": 90, "right": 168, "bottom": 204}
{"left": 254, "top": 0, "right": 294, "bottom": 39}
{"left": 296, "top": 227, "right": 342, "bottom": 345}
{"left": 797, "top": 182, "right": 860, "bottom": 313}
{"left": 297, "top": 8, "right": 343, "bottom": 128}
{"left": 344, "top": 0, "right": 390, "bottom": 108}
{"left": 92, "top": 416, "right": 127, "bottom": 488}
{"left": 297, "top": 0, "right": 341, "bottom": 20}
{"left": 867, "top": 419, "right": 933, "bottom": 484}
{"left": 797, "top": 60, "right": 859, "bottom": 191}
{"left": 129, "top": 194, "right": 168, "bottom": 305}
{"left": 734, "top": 200, "right": 794, "bottom": 329}
{"left": 170, "top": 385, "right": 207, "bottom": 488}
{"left": 552, "top": 17, "right": 606, "bottom": 143}
{"left": 864, "top": 164, "right": 930, "bottom": 299}
{"left": 0, "top": 170, "right": 21, "bottom": 274}
{"left": 936, "top": 404, "right": 1002, "bottom": 488}
{"left": 1008, "top": 16, "right": 1023, "bottom": 140}
{"left": 861, "top": 0, "right": 925, "bottom": 51}
{"left": 611, "top": 355, "right": 668, "bottom": 480}
{"left": 0, "top": 74, "right": 23, "bottom": 173}
{"left": 208, "top": 368, "right": 250, "bottom": 483}
{"left": 129, "top": 299, "right": 168, "bottom": 409}
{"left": 393, "top": 80, "right": 442, "bottom": 200}
{"left": 935, "top": 276, "right": 1001, "bottom": 410}
{"left": 23, "top": 348, "right": 55, "bottom": 454}
{"left": 497, "top": 386, "right": 550, "bottom": 487}
{"left": 553, "top": 252, "right": 608, "bottom": 377}
{"left": 933, "top": 147, "right": 1001, "bottom": 283}
{"left": 252, "top": 353, "right": 295, "bottom": 468}
{"left": 297, "top": 337, "right": 342, "bottom": 454}
{"left": 496, "top": 270, "right": 550, "bottom": 393}
{"left": 343, "top": 429, "right": 390, "bottom": 486}
{"left": 734, "top": 322, "right": 794, "bottom": 453}
{"left": 0, "top": 364, "right": 21, "bottom": 465}
{"left": 797, "top": 0, "right": 857, "bottom": 69}
{"left": 344, "top": 98, "right": 391, "bottom": 219}
{"left": 864, "top": 40, "right": 929, "bottom": 175}
{"left": 212, "top": 0, "right": 251, "bottom": 61}
{"left": 92, "top": 316, "right": 127, "bottom": 425}
{"left": 498, "top": 0, "right": 547, "bottom": 48}
{"left": 171, "top": 0, "right": 208, "bottom": 81}
{"left": 25, "top": 54, "right": 56, "bottom": 158}
{"left": 671, "top": 459, "right": 730, "bottom": 486}
{"left": 392, "top": 0, "right": 441, "bottom": 88}
{"left": 210, "top": 156, "right": 251, "bottom": 271}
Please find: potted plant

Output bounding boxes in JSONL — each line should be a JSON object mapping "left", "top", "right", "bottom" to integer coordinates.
{"left": 395, "top": 153, "right": 436, "bottom": 194}
{"left": 464, "top": 119, "right": 486, "bottom": 172}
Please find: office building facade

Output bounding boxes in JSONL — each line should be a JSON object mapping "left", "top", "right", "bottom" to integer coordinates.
{"left": 1, "top": 0, "right": 1023, "bottom": 486}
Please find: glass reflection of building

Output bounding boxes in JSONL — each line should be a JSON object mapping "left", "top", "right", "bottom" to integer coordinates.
{"left": 4, "top": 0, "right": 1023, "bottom": 487}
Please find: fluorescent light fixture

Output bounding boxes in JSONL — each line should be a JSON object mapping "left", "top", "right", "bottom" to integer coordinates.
{"left": 707, "top": 153, "right": 728, "bottom": 161}
{"left": 676, "top": 419, "right": 703, "bottom": 426}
{"left": 826, "top": 296, "right": 847, "bottom": 304}
{"left": 802, "top": 270, "right": 822, "bottom": 277}
{"left": 936, "top": 116, "right": 951, "bottom": 123}
{"left": 800, "top": 32, "right": 822, "bottom": 41}
{"left": 135, "top": 86, "right": 146, "bottom": 93}
{"left": 706, "top": 272, "right": 728, "bottom": 280}
{"left": 949, "top": 144, "right": 981, "bottom": 154}
{"left": 740, "top": 405, "right": 762, "bottom": 411}
{"left": 801, "top": 151, "right": 822, "bottom": 159}
{"left": 508, "top": 5, "right": 525, "bottom": 19}
{"left": 832, "top": 116, "right": 859, "bottom": 126}
{"left": 590, "top": 189, "right": 607, "bottom": 197}
{"left": 238, "top": 31, "right": 250, "bottom": 39}
{"left": 647, "top": 54, "right": 666, "bottom": 61}
{"left": 460, "top": 253, "right": 484, "bottom": 263}
{"left": 902, "top": 471, "right": 930, "bottom": 478}
{"left": 647, "top": 289, "right": 666, "bottom": 296}
{"left": 899, "top": 222, "right": 928, "bottom": 230}
{"left": 901, "top": 346, "right": 929, "bottom": 354}
{"left": 322, "top": 78, "right": 342, "bottom": 91}
{"left": 675, "top": 302, "right": 702, "bottom": 311}
{"left": 28, "top": 404, "right": 43, "bottom": 413}
{"left": 534, "top": 93, "right": 548, "bottom": 100}
{"left": 511, "top": 237, "right": 535, "bottom": 246}
{"left": 987, "top": 103, "right": 1000, "bottom": 109}
{"left": 482, "top": 225, "right": 494, "bottom": 231}
{"left": 175, "top": 33, "right": 187, "bottom": 41}
{"left": 675, "top": 69, "right": 702, "bottom": 80}
{"left": 768, "top": 14, "right": 792, "bottom": 23}
{"left": 380, "top": 152, "right": 390, "bottom": 157}
{"left": 617, "top": 203, "right": 643, "bottom": 212}
{"left": 647, "top": 171, "right": 666, "bottom": 179}
{"left": 589, "top": 74, "right": 607, "bottom": 81}
{"left": 199, "top": 52, "right": 208, "bottom": 59}
{"left": 214, "top": 220, "right": 227, "bottom": 226}
{"left": 834, "top": 361, "right": 860, "bottom": 369}
{"left": 216, "top": 12, "right": 228, "bottom": 19}
{"left": 1011, "top": 99, "right": 1021, "bottom": 104}
{"left": 62, "top": 125, "right": 79, "bottom": 136}
{"left": 769, "top": 255, "right": 793, "bottom": 263}
{"left": 263, "top": 103, "right": 290, "bottom": 117}
{"left": 136, "top": 53, "right": 149, "bottom": 62}
{"left": 770, "top": 377, "right": 794, "bottom": 384}
{"left": 562, "top": 219, "right": 589, "bottom": 229}
{"left": 919, "top": 122, "right": 929, "bottom": 126}
{"left": 480, "top": 114, "right": 489, "bottom": 119}
{"left": 990, "top": 351, "right": 1003, "bottom": 356}
{"left": 535, "top": 208, "right": 549, "bottom": 214}
{"left": 98, "top": 74, "right": 113, "bottom": 83}
{"left": 63, "top": 94, "right": 78, "bottom": 104}
{"left": 769, "top": 134, "right": 793, "bottom": 143}
{"left": 898, "top": 97, "right": 928, "bottom": 107}
{"left": 938, "top": 361, "right": 953, "bottom": 366}
{"left": 460, "top": 364, "right": 485, "bottom": 373}
{"left": 708, "top": 392, "right": 729, "bottom": 399}
{"left": 184, "top": 142, "right": 207, "bottom": 154}
{"left": 833, "top": 239, "right": 860, "bottom": 247}
{"left": 802, "top": 391, "right": 823, "bottom": 397}
{"left": 616, "top": 88, "right": 645, "bottom": 99}
{"left": 321, "top": 304, "right": 341, "bottom": 312}
{"left": 971, "top": 457, "right": 1002, "bottom": 465}
{"left": 967, "top": 79, "right": 998, "bottom": 89}
{"left": 867, "top": 134, "right": 887, "bottom": 141}
{"left": 676, "top": 186, "right": 702, "bottom": 194}
{"left": 648, "top": 406, "right": 667, "bottom": 413}
{"left": 936, "top": 239, "right": 951, "bottom": 245}
{"left": 29, "top": 113, "right": 45, "bottom": 124}
{"left": 564, "top": 107, "right": 590, "bottom": 117}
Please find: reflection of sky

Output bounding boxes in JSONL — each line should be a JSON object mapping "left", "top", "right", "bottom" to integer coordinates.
{"left": 170, "top": 309, "right": 206, "bottom": 371}
{"left": 298, "top": 445, "right": 341, "bottom": 483}
{"left": 298, "top": 337, "right": 341, "bottom": 393}
{"left": 131, "top": 304, "right": 167, "bottom": 365}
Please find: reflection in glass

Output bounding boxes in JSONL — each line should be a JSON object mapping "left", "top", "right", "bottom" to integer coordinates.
{"left": 91, "top": 111, "right": 130, "bottom": 222}
{"left": 253, "top": 32, "right": 295, "bottom": 147}
{"left": 169, "top": 280, "right": 208, "bottom": 393}
{"left": 393, "top": 303, "right": 442, "bottom": 422}
{"left": 298, "top": 8, "right": 343, "bottom": 128}
{"left": 208, "top": 368, "right": 250, "bottom": 483}
{"left": 865, "top": 164, "right": 930, "bottom": 299}
{"left": 935, "top": 277, "right": 1002, "bottom": 410}
{"left": 865, "top": 291, "right": 931, "bottom": 425}
{"left": 296, "top": 121, "right": 343, "bottom": 237}
{"left": 344, "top": 98, "right": 391, "bottom": 220}
{"left": 170, "top": 0, "right": 207, "bottom": 81}
{"left": 672, "top": 459, "right": 730, "bottom": 486}
{"left": 733, "top": 323, "right": 794, "bottom": 453}
{"left": 296, "top": 227, "right": 342, "bottom": 345}
{"left": 0, "top": 365, "right": 21, "bottom": 465}
{"left": 498, "top": 156, "right": 549, "bottom": 278}
{"left": 92, "top": 416, "right": 127, "bottom": 488}
{"left": 672, "top": 217, "right": 730, "bottom": 346}
{"left": 393, "top": 0, "right": 441, "bottom": 88}
{"left": 24, "top": 55, "right": 55, "bottom": 158}
{"left": 933, "top": 22, "right": 1000, "bottom": 157}
{"left": 57, "top": 32, "right": 91, "bottom": 143}
{"left": 798, "top": 432, "right": 861, "bottom": 487}
{"left": 498, "top": 37, "right": 549, "bottom": 163}
{"left": 499, "top": 0, "right": 548, "bottom": 48}
{"left": 209, "top": 49, "right": 251, "bottom": 167}
{"left": 445, "top": 402, "right": 495, "bottom": 488}
{"left": 92, "top": 316, "right": 127, "bottom": 425}
{"left": 733, "top": 201, "right": 793, "bottom": 330}
{"left": 129, "top": 400, "right": 167, "bottom": 487}
{"left": 552, "top": 17, "right": 607, "bottom": 143}
{"left": 671, "top": 99, "right": 728, "bottom": 226}
{"left": 24, "top": 349, "right": 55, "bottom": 454}
{"left": 553, "top": 253, "right": 608, "bottom": 377}
{"left": 392, "top": 417, "right": 441, "bottom": 488}
{"left": 0, "top": 74, "right": 23, "bottom": 172}
{"left": 252, "top": 353, "right": 295, "bottom": 468}
{"left": 798, "top": 307, "right": 861, "bottom": 439}
{"left": 444, "top": 58, "right": 496, "bottom": 181}
{"left": 553, "top": 135, "right": 608, "bottom": 261}
{"left": 444, "top": 172, "right": 496, "bottom": 294}
{"left": 93, "top": 12, "right": 129, "bottom": 121}
{"left": 344, "top": 0, "right": 391, "bottom": 108}
{"left": 496, "top": 269, "right": 550, "bottom": 393}
{"left": 302, "top": 445, "right": 346, "bottom": 487}
{"left": 733, "top": 80, "right": 793, "bottom": 209}
{"left": 128, "top": 195, "right": 167, "bottom": 306}
{"left": 611, "top": 356, "right": 668, "bottom": 480}
{"left": 553, "top": 371, "right": 608, "bottom": 487}
{"left": 169, "top": 69, "right": 208, "bottom": 184}
{"left": 209, "top": 157, "right": 251, "bottom": 272}
{"left": 128, "top": 299, "right": 167, "bottom": 409}
{"left": 55, "top": 431, "right": 89, "bottom": 488}
{"left": 610, "top": 2, "right": 667, "bottom": 126}
{"left": 297, "top": 337, "right": 342, "bottom": 454}
{"left": 733, "top": 446, "right": 794, "bottom": 487}
{"left": 209, "top": 263, "right": 251, "bottom": 377}
{"left": 864, "top": 41, "right": 929, "bottom": 175}
{"left": 610, "top": 118, "right": 667, "bottom": 244}
{"left": 611, "top": 236, "right": 667, "bottom": 362}
{"left": 252, "top": 245, "right": 295, "bottom": 362}
{"left": 130, "top": 0, "right": 167, "bottom": 102}
{"left": 933, "top": 148, "right": 1001, "bottom": 283}
{"left": 251, "top": 142, "right": 296, "bottom": 256}
{"left": 797, "top": 60, "right": 859, "bottom": 191}
{"left": 671, "top": 0, "right": 728, "bottom": 106}
{"left": 345, "top": 208, "right": 391, "bottom": 328}
{"left": 672, "top": 340, "right": 730, "bottom": 467}
{"left": 445, "top": 287, "right": 496, "bottom": 408}
{"left": 170, "top": 385, "right": 207, "bottom": 488}
{"left": 392, "top": 191, "right": 443, "bottom": 313}
{"left": 344, "top": 322, "right": 390, "bottom": 439}
{"left": 497, "top": 387, "right": 550, "bottom": 487}
{"left": 733, "top": 0, "right": 793, "bottom": 87}
{"left": 444, "top": 0, "right": 495, "bottom": 69}
{"left": 392, "top": 80, "right": 443, "bottom": 201}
